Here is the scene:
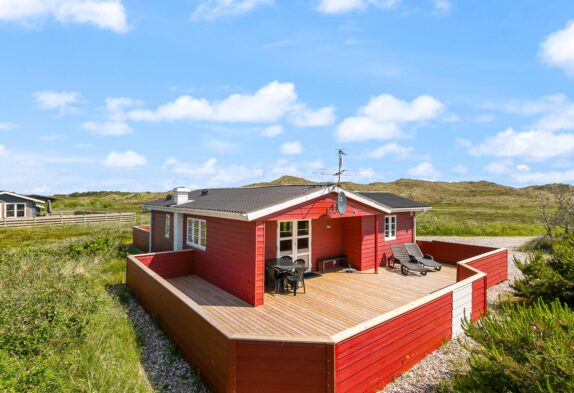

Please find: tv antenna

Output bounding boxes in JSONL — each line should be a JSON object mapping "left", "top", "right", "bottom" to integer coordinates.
{"left": 335, "top": 149, "right": 346, "bottom": 185}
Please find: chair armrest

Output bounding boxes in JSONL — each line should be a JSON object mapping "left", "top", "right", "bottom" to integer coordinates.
{"left": 423, "top": 254, "right": 434, "bottom": 260}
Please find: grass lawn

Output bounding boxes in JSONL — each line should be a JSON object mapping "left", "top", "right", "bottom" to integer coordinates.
{"left": 0, "top": 224, "right": 200, "bottom": 392}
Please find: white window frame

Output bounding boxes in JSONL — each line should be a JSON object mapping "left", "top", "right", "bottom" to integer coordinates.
{"left": 186, "top": 218, "right": 206, "bottom": 251}
{"left": 384, "top": 215, "right": 397, "bottom": 241}
{"left": 164, "top": 214, "right": 171, "bottom": 239}
{"left": 5, "top": 203, "right": 26, "bottom": 218}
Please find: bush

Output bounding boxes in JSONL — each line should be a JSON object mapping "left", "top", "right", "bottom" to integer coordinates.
{"left": 513, "top": 236, "right": 574, "bottom": 307}
{"left": 439, "top": 300, "right": 574, "bottom": 392}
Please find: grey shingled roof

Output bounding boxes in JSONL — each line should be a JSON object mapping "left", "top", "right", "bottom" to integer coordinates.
{"left": 144, "top": 184, "right": 430, "bottom": 215}
{"left": 143, "top": 184, "right": 333, "bottom": 214}
{"left": 357, "top": 192, "right": 429, "bottom": 209}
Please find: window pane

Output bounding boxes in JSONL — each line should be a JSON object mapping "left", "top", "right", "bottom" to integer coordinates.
{"left": 193, "top": 221, "right": 199, "bottom": 244}
{"left": 16, "top": 205, "right": 25, "bottom": 217}
{"left": 279, "top": 239, "right": 292, "bottom": 252}
{"left": 297, "top": 221, "right": 309, "bottom": 236}
{"left": 297, "top": 237, "right": 309, "bottom": 253}
{"left": 279, "top": 222, "right": 293, "bottom": 238}
{"left": 6, "top": 204, "right": 15, "bottom": 217}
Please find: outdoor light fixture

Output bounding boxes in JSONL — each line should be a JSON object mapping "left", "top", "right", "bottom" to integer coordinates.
{"left": 325, "top": 224, "right": 332, "bottom": 230}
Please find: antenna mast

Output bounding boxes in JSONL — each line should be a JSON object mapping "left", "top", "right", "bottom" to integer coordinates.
{"left": 335, "top": 149, "right": 346, "bottom": 185}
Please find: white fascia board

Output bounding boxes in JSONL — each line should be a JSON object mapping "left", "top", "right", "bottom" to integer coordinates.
{"left": 246, "top": 185, "right": 392, "bottom": 221}
{"left": 146, "top": 205, "right": 249, "bottom": 221}
{"left": 0, "top": 192, "right": 45, "bottom": 204}
{"left": 390, "top": 207, "right": 432, "bottom": 213}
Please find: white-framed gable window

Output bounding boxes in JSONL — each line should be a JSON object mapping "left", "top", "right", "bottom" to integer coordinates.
{"left": 187, "top": 218, "right": 206, "bottom": 251}
{"left": 165, "top": 214, "right": 171, "bottom": 239}
{"left": 5, "top": 203, "right": 25, "bottom": 218}
{"left": 384, "top": 215, "right": 397, "bottom": 241}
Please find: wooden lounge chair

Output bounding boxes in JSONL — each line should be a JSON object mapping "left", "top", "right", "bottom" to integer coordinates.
{"left": 405, "top": 243, "right": 442, "bottom": 271}
{"left": 389, "top": 245, "right": 427, "bottom": 276}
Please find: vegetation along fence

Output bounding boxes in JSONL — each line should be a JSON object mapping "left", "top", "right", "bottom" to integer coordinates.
{"left": 1, "top": 212, "right": 136, "bottom": 228}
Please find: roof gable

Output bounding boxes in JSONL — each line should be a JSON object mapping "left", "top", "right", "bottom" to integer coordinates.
{"left": 0, "top": 191, "right": 45, "bottom": 204}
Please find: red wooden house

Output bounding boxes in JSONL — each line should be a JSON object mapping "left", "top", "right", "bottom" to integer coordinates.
{"left": 128, "top": 184, "right": 508, "bottom": 392}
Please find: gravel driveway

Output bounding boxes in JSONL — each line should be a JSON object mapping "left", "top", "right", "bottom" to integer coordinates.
{"left": 379, "top": 236, "right": 537, "bottom": 393}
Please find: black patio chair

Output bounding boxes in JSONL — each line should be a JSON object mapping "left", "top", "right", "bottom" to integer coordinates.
{"left": 280, "top": 255, "right": 292, "bottom": 262}
{"left": 286, "top": 259, "right": 306, "bottom": 295}
{"left": 389, "top": 245, "right": 427, "bottom": 276}
{"left": 266, "top": 266, "right": 287, "bottom": 293}
{"left": 405, "top": 243, "right": 442, "bottom": 271}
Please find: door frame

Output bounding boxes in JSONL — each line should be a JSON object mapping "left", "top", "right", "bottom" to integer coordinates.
{"left": 276, "top": 219, "right": 312, "bottom": 272}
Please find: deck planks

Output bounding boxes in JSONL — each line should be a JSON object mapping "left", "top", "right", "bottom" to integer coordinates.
{"left": 168, "top": 266, "right": 457, "bottom": 339}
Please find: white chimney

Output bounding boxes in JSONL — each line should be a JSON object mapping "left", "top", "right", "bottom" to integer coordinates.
{"left": 173, "top": 187, "right": 191, "bottom": 205}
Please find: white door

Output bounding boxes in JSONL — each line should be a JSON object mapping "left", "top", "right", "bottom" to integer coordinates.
{"left": 277, "top": 220, "right": 312, "bottom": 272}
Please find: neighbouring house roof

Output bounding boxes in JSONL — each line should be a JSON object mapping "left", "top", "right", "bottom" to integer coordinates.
{"left": 143, "top": 184, "right": 430, "bottom": 221}
{"left": 0, "top": 191, "right": 45, "bottom": 204}
{"left": 356, "top": 192, "right": 430, "bottom": 210}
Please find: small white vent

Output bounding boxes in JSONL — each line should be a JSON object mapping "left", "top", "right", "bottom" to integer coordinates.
{"left": 173, "top": 187, "right": 191, "bottom": 205}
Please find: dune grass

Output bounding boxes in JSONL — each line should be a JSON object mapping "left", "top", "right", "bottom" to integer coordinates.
{"left": 0, "top": 226, "right": 155, "bottom": 392}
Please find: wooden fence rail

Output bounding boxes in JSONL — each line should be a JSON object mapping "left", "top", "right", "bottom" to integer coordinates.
{"left": 1, "top": 212, "right": 136, "bottom": 228}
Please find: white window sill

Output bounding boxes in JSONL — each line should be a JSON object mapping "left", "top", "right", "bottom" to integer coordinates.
{"left": 384, "top": 236, "right": 397, "bottom": 241}
{"left": 186, "top": 242, "right": 206, "bottom": 251}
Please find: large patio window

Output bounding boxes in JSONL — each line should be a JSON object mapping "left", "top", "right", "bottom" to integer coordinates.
{"left": 384, "top": 215, "right": 397, "bottom": 241}
{"left": 187, "top": 218, "right": 206, "bottom": 250}
{"left": 5, "top": 203, "right": 25, "bottom": 218}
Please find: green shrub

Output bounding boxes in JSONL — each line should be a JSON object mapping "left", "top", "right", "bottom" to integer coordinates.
{"left": 513, "top": 236, "right": 574, "bottom": 306}
{"left": 439, "top": 300, "right": 574, "bottom": 393}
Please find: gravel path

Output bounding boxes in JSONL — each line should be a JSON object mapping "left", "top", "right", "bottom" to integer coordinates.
{"left": 380, "top": 236, "right": 537, "bottom": 393}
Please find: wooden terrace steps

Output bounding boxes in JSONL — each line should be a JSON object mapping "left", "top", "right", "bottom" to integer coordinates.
{"left": 167, "top": 265, "right": 457, "bottom": 340}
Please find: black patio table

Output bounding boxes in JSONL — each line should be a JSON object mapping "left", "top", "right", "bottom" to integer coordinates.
{"left": 265, "top": 258, "right": 296, "bottom": 273}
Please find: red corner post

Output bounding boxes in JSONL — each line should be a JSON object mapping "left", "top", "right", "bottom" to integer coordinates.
{"left": 374, "top": 215, "right": 379, "bottom": 273}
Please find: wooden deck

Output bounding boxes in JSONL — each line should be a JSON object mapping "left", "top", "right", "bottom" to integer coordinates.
{"left": 168, "top": 266, "right": 457, "bottom": 340}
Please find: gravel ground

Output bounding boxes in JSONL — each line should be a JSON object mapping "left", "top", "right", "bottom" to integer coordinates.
{"left": 380, "top": 236, "right": 537, "bottom": 393}
{"left": 110, "top": 284, "right": 208, "bottom": 393}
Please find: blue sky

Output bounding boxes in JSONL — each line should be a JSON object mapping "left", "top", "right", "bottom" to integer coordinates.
{"left": 1, "top": 0, "right": 574, "bottom": 193}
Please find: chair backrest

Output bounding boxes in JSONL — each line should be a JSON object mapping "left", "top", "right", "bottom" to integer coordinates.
{"left": 280, "top": 255, "right": 293, "bottom": 262}
{"left": 294, "top": 266, "right": 305, "bottom": 280}
{"left": 390, "top": 245, "right": 411, "bottom": 264}
{"left": 266, "top": 266, "right": 277, "bottom": 279}
{"left": 405, "top": 243, "right": 423, "bottom": 259}
{"left": 293, "top": 258, "right": 305, "bottom": 268}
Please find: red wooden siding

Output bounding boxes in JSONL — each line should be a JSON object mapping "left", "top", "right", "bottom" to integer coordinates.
{"left": 126, "top": 257, "right": 231, "bottom": 393}
{"left": 360, "top": 216, "right": 376, "bottom": 270}
{"left": 254, "top": 221, "right": 265, "bottom": 306}
{"left": 311, "top": 218, "right": 343, "bottom": 271}
{"left": 472, "top": 277, "right": 487, "bottom": 321}
{"left": 235, "top": 340, "right": 334, "bottom": 392}
{"left": 335, "top": 294, "right": 453, "bottom": 393}
{"left": 134, "top": 250, "right": 194, "bottom": 279}
{"left": 264, "top": 194, "right": 380, "bottom": 221}
{"left": 467, "top": 250, "right": 508, "bottom": 288}
{"left": 151, "top": 211, "right": 174, "bottom": 252}
{"left": 376, "top": 213, "right": 415, "bottom": 265}
{"left": 417, "top": 240, "right": 497, "bottom": 265}
{"left": 133, "top": 225, "right": 150, "bottom": 252}
{"left": 265, "top": 221, "right": 277, "bottom": 260}
{"left": 182, "top": 214, "right": 259, "bottom": 306}
{"left": 342, "top": 217, "right": 362, "bottom": 269}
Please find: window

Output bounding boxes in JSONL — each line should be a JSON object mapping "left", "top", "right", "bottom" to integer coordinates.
{"left": 384, "top": 215, "right": 397, "bottom": 240}
{"left": 5, "top": 203, "right": 25, "bottom": 218}
{"left": 187, "top": 218, "right": 206, "bottom": 250}
{"left": 165, "top": 214, "right": 171, "bottom": 239}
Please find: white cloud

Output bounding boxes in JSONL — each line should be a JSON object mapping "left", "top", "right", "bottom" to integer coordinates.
{"left": 289, "top": 106, "right": 336, "bottom": 127}
{"left": 83, "top": 97, "right": 139, "bottom": 136}
{"left": 191, "top": 0, "right": 273, "bottom": 21}
{"left": 407, "top": 162, "right": 441, "bottom": 180}
{"left": 270, "top": 158, "right": 324, "bottom": 177}
{"left": 315, "top": 0, "right": 400, "bottom": 15}
{"left": 513, "top": 168, "right": 574, "bottom": 184}
{"left": 128, "top": 81, "right": 333, "bottom": 127}
{"left": 367, "top": 143, "right": 413, "bottom": 159}
{"left": 280, "top": 141, "right": 303, "bottom": 155}
{"left": 164, "top": 157, "right": 263, "bottom": 186}
{"left": 470, "top": 128, "right": 574, "bottom": 160}
{"left": 261, "top": 124, "right": 284, "bottom": 137}
{"left": 336, "top": 94, "right": 445, "bottom": 142}
{"left": 484, "top": 160, "right": 514, "bottom": 175}
{"left": 433, "top": 0, "right": 452, "bottom": 14}
{"left": 34, "top": 90, "right": 80, "bottom": 114}
{"left": 0, "top": 0, "right": 129, "bottom": 33}
{"left": 102, "top": 151, "right": 146, "bottom": 168}
{"left": 355, "top": 167, "right": 376, "bottom": 179}
{"left": 82, "top": 121, "right": 132, "bottom": 136}
{"left": 0, "top": 122, "right": 17, "bottom": 130}
{"left": 451, "top": 164, "right": 468, "bottom": 174}
{"left": 0, "top": 145, "right": 5, "bottom": 156}
{"left": 540, "top": 20, "right": 574, "bottom": 76}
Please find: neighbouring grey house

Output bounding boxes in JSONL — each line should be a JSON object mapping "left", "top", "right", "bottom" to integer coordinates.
{"left": 0, "top": 192, "right": 46, "bottom": 219}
